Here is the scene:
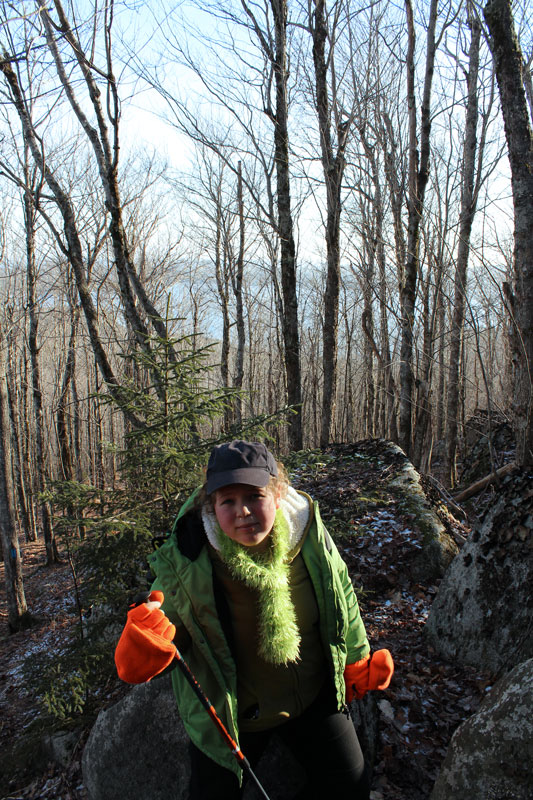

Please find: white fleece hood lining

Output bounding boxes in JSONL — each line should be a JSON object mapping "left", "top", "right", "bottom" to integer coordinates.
{"left": 201, "top": 485, "right": 310, "bottom": 551}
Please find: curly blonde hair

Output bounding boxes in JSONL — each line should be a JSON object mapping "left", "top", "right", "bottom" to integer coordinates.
{"left": 268, "top": 461, "right": 290, "bottom": 499}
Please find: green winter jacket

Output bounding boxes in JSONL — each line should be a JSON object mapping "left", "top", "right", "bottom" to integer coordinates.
{"left": 148, "top": 489, "right": 369, "bottom": 781}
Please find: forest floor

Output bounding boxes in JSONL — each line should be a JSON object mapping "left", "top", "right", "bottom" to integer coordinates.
{"left": 0, "top": 439, "right": 498, "bottom": 800}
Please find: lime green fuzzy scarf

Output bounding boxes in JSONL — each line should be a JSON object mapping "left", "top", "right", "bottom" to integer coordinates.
{"left": 216, "top": 509, "right": 301, "bottom": 665}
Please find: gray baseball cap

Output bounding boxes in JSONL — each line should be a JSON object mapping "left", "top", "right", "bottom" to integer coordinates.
{"left": 206, "top": 440, "right": 278, "bottom": 494}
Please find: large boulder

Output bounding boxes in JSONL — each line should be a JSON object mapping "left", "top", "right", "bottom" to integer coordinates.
{"left": 82, "top": 675, "right": 379, "bottom": 800}
{"left": 430, "top": 658, "right": 533, "bottom": 800}
{"left": 82, "top": 676, "right": 190, "bottom": 800}
{"left": 293, "top": 440, "right": 460, "bottom": 587}
{"left": 425, "top": 467, "right": 533, "bottom": 673}
{"left": 383, "top": 442, "right": 458, "bottom": 581}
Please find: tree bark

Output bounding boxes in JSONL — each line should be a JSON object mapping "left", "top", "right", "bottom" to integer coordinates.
{"left": 23, "top": 147, "right": 59, "bottom": 563}
{"left": 211, "top": 172, "right": 233, "bottom": 430}
{"left": 412, "top": 262, "right": 434, "bottom": 472}
{"left": 0, "top": 330, "right": 30, "bottom": 631}
{"left": 270, "top": 0, "right": 303, "bottom": 450}
{"left": 57, "top": 306, "right": 80, "bottom": 482}
{"left": 484, "top": 0, "right": 533, "bottom": 466}
{"left": 242, "top": 0, "right": 303, "bottom": 449}
{"left": 233, "top": 162, "right": 245, "bottom": 426}
{"left": 445, "top": 10, "right": 481, "bottom": 486}
{"left": 399, "top": 0, "right": 438, "bottom": 457}
{"left": 436, "top": 289, "right": 446, "bottom": 441}
{"left": 5, "top": 330, "right": 35, "bottom": 542}
{"left": 360, "top": 125, "right": 398, "bottom": 442}
{"left": 213, "top": 178, "right": 232, "bottom": 429}
{"left": 310, "top": 0, "right": 349, "bottom": 447}
{"left": 20, "top": 351, "right": 39, "bottom": 539}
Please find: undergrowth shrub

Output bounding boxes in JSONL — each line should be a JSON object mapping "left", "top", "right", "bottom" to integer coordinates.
{"left": 30, "top": 328, "right": 289, "bottom": 724}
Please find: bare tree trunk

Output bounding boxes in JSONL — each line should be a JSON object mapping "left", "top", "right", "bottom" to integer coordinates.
{"left": 436, "top": 288, "right": 446, "bottom": 441}
{"left": 359, "top": 223, "right": 376, "bottom": 438}
{"left": 0, "top": 330, "right": 31, "bottom": 631}
{"left": 376, "top": 182, "right": 396, "bottom": 441}
{"left": 359, "top": 124, "right": 397, "bottom": 442}
{"left": 23, "top": 146, "right": 58, "bottom": 564}
{"left": 211, "top": 171, "right": 233, "bottom": 430}
{"left": 6, "top": 330, "right": 34, "bottom": 542}
{"left": 57, "top": 306, "right": 80, "bottom": 482}
{"left": 72, "top": 371, "right": 83, "bottom": 482}
{"left": 382, "top": 112, "right": 407, "bottom": 286}
{"left": 399, "top": 0, "right": 438, "bottom": 457}
{"left": 233, "top": 162, "right": 245, "bottom": 426}
{"left": 57, "top": 306, "right": 87, "bottom": 536}
{"left": 242, "top": 0, "right": 303, "bottom": 449}
{"left": 412, "top": 257, "right": 434, "bottom": 471}
{"left": 270, "top": 0, "right": 302, "bottom": 450}
{"left": 341, "top": 285, "right": 355, "bottom": 440}
{"left": 20, "top": 351, "right": 38, "bottom": 539}
{"left": 362, "top": 307, "right": 375, "bottom": 438}
{"left": 484, "top": 0, "right": 533, "bottom": 466}
{"left": 310, "top": 0, "right": 350, "bottom": 447}
{"left": 445, "top": 10, "right": 482, "bottom": 486}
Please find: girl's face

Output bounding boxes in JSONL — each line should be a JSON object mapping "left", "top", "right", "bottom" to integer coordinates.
{"left": 213, "top": 483, "right": 280, "bottom": 547}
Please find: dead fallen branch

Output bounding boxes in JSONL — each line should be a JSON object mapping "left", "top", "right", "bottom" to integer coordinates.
{"left": 453, "top": 462, "right": 517, "bottom": 503}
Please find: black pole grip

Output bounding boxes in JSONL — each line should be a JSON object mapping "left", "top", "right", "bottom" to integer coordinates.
{"left": 130, "top": 590, "right": 152, "bottom": 608}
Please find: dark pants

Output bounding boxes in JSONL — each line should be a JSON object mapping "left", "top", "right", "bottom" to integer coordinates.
{"left": 188, "top": 684, "right": 370, "bottom": 800}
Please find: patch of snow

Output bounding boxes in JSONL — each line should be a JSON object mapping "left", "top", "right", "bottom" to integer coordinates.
{"left": 377, "top": 698, "right": 395, "bottom": 720}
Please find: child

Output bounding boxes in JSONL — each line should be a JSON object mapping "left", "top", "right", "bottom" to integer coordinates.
{"left": 115, "top": 440, "right": 393, "bottom": 799}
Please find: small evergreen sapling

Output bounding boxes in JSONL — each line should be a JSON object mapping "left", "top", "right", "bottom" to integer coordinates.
{"left": 35, "top": 328, "right": 287, "bottom": 721}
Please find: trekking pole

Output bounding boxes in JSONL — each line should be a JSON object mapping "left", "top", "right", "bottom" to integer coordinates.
{"left": 131, "top": 593, "right": 271, "bottom": 800}
{"left": 173, "top": 646, "right": 272, "bottom": 800}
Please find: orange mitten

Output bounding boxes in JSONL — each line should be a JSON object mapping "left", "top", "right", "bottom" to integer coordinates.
{"left": 115, "top": 591, "right": 176, "bottom": 684}
{"left": 344, "top": 649, "right": 394, "bottom": 702}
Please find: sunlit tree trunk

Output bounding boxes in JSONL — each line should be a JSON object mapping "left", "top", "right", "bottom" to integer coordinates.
{"left": 271, "top": 0, "right": 302, "bottom": 450}
{"left": 57, "top": 299, "right": 79, "bottom": 483}
{"left": 445, "top": 10, "right": 482, "bottom": 486}
{"left": 310, "top": 0, "right": 351, "bottom": 447}
{"left": 5, "top": 327, "right": 35, "bottom": 542}
{"left": 435, "top": 285, "right": 446, "bottom": 442}
{"left": 484, "top": 0, "right": 533, "bottom": 466}
{"left": 23, "top": 146, "right": 58, "bottom": 563}
{"left": 242, "top": 0, "right": 303, "bottom": 449}
{"left": 0, "top": 329, "right": 30, "bottom": 631}
{"left": 399, "top": 0, "right": 438, "bottom": 457}
{"left": 233, "top": 162, "right": 245, "bottom": 426}
{"left": 20, "top": 351, "right": 38, "bottom": 539}
{"left": 359, "top": 123, "right": 398, "bottom": 442}
{"left": 412, "top": 253, "right": 434, "bottom": 472}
